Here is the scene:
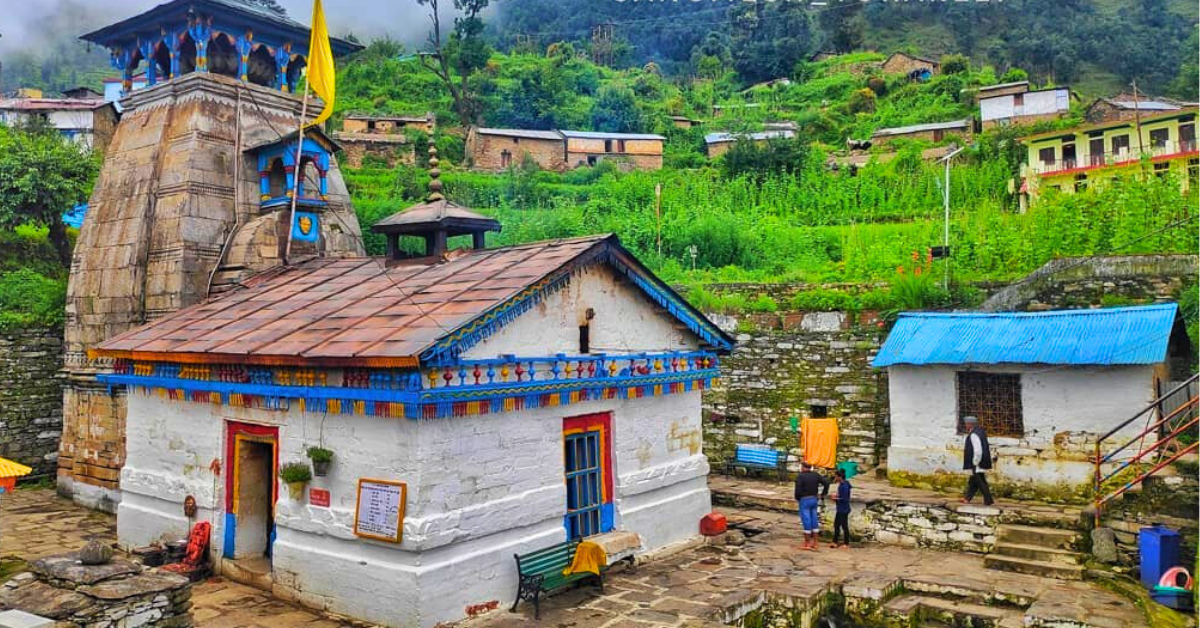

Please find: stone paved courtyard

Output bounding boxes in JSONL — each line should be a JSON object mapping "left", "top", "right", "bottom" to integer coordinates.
{"left": 0, "top": 487, "right": 1154, "bottom": 628}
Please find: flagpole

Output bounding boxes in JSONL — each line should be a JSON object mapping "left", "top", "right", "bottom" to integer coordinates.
{"left": 283, "top": 78, "right": 310, "bottom": 266}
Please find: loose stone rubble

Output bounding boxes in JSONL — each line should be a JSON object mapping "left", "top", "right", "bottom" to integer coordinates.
{"left": 0, "top": 553, "right": 192, "bottom": 628}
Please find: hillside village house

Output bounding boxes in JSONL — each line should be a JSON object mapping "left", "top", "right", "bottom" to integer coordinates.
{"left": 874, "top": 305, "right": 1193, "bottom": 497}
{"left": 466, "top": 127, "right": 666, "bottom": 172}
{"left": 342, "top": 113, "right": 436, "bottom": 135}
{"left": 881, "top": 52, "right": 939, "bottom": 80}
{"left": 1018, "top": 106, "right": 1199, "bottom": 204}
{"left": 705, "top": 129, "right": 796, "bottom": 158}
{"left": 870, "top": 119, "right": 972, "bottom": 146}
{"left": 334, "top": 114, "right": 435, "bottom": 168}
{"left": 0, "top": 97, "right": 118, "bottom": 154}
{"left": 980, "top": 83, "right": 1072, "bottom": 130}
{"left": 562, "top": 130, "right": 665, "bottom": 170}
{"left": 1085, "top": 96, "right": 1190, "bottom": 124}
{"left": 91, "top": 162, "right": 731, "bottom": 627}
{"left": 466, "top": 127, "right": 567, "bottom": 171}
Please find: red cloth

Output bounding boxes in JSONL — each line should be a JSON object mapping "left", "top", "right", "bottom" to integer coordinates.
{"left": 163, "top": 521, "right": 210, "bottom": 573}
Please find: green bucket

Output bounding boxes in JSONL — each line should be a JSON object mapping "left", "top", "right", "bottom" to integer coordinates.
{"left": 836, "top": 460, "right": 859, "bottom": 479}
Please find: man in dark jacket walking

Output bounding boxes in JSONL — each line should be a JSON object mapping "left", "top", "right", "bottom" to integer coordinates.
{"left": 961, "top": 415, "right": 994, "bottom": 506}
{"left": 794, "top": 462, "right": 830, "bottom": 550}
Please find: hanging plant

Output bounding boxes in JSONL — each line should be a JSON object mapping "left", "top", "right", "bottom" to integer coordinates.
{"left": 279, "top": 461, "right": 312, "bottom": 500}
{"left": 306, "top": 446, "right": 334, "bottom": 477}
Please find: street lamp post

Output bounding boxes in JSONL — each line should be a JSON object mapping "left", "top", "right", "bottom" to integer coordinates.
{"left": 938, "top": 145, "right": 965, "bottom": 291}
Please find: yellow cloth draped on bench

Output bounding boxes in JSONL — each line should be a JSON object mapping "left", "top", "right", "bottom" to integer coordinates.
{"left": 801, "top": 418, "right": 839, "bottom": 469}
{"left": 563, "top": 540, "right": 607, "bottom": 576}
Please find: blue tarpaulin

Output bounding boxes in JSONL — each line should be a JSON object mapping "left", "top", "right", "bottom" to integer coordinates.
{"left": 873, "top": 304, "right": 1180, "bottom": 367}
{"left": 63, "top": 203, "right": 88, "bottom": 229}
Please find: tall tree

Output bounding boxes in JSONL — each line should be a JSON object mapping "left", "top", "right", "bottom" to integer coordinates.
{"left": 416, "top": 0, "right": 494, "bottom": 127}
{"left": 0, "top": 124, "right": 98, "bottom": 267}
{"left": 730, "top": 2, "right": 815, "bottom": 84}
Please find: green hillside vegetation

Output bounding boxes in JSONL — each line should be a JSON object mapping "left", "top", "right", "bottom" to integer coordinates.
{"left": 339, "top": 44, "right": 1196, "bottom": 307}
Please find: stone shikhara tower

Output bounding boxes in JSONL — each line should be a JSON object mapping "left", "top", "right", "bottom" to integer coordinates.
{"left": 61, "top": 0, "right": 363, "bottom": 510}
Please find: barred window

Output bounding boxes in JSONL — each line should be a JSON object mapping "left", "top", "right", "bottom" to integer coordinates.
{"left": 956, "top": 372, "right": 1024, "bottom": 437}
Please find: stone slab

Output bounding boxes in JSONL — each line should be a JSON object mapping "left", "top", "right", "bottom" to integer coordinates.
{"left": 0, "top": 581, "right": 91, "bottom": 620}
{"left": 0, "top": 610, "right": 54, "bottom": 628}
{"left": 78, "top": 573, "right": 191, "bottom": 601}
{"left": 29, "top": 554, "right": 141, "bottom": 585}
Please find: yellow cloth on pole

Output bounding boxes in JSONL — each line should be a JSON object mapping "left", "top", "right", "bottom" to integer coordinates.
{"left": 563, "top": 541, "right": 607, "bottom": 576}
{"left": 305, "top": 0, "right": 336, "bottom": 128}
{"left": 801, "top": 418, "right": 839, "bottom": 469}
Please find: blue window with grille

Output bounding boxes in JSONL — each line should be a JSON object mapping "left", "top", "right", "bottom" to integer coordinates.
{"left": 564, "top": 430, "right": 606, "bottom": 539}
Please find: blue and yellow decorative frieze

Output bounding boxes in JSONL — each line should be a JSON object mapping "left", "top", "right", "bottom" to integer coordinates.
{"left": 99, "top": 351, "right": 720, "bottom": 421}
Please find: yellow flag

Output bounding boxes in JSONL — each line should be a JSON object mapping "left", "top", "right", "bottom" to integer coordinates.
{"left": 305, "top": 0, "right": 335, "bottom": 128}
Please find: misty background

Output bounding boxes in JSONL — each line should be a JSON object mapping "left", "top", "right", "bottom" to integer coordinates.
{"left": 0, "top": 0, "right": 457, "bottom": 92}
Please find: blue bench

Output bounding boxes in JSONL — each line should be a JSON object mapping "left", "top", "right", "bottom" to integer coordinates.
{"left": 723, "top": 444, "right": 788, "bottom": 482}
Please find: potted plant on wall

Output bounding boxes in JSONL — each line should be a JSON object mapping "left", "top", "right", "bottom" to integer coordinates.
{"left": 279, "top": 462, "right": 312, "bottom": 501}
{"left": 306, "top": 446, "right": 333, "bottom": 477}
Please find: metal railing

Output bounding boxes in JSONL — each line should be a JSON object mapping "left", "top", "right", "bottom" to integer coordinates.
{"left": 1031, "top": 140, "right": 1200, "bottom": 175}
{"left": 1093, "top": 373, "right": 1200, "bottom": 527}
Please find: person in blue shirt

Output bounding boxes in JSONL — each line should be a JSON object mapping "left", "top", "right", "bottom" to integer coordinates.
{"left": 830, "top": 468, "right": 852, "bottom": 548}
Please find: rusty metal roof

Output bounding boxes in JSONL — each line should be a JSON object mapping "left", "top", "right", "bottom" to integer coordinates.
{"left": 371, "top": 199, "right": 501, "bottom": 235}
{"left": 93, "top": 236, "right": 614, "bottom": 367}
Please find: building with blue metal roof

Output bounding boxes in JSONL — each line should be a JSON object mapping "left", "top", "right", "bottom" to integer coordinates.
{"left": 876, "top": 305, "right": 1192, "bottom": 497}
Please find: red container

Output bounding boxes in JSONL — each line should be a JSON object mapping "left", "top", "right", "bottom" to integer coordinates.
{"left": 700, "top": 512, "right": 728, "bottom": 536}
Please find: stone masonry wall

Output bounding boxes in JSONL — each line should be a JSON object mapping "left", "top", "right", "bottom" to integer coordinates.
{"left": 0, "top": 325, "right": 63, "bottom": 478}
{"left": 703, "top": 309, "right": 886, "bottom": 471}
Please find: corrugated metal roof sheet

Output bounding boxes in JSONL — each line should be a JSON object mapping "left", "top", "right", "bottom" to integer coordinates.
{"left": 475, "top": 127, "right": 563, "bottom": 141}
{"left": 872, "top": 119, "right": 971, "bottom": 137}
{"left": 872, "top": 304, "right": 1179, "bottom": 367}
{"left": 93, "top": 235, "right": 735, "bottom": 366}
{"left": 561, "top": 130, "right": 665, "bottom": 141}
{"left": 705, "top": 130, "right": 795, "bottom": 144}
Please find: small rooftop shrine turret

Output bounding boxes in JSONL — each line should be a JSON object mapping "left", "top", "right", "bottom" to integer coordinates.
{"left": 81, "top": 0, "right": 362, "bottom": 94}
{"left": 371, "top": 147, "right": 501, "bottom": 259}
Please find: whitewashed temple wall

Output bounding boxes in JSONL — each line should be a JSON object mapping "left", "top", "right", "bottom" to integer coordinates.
{"left": 886, "top": 363, "right": 1156, "bottom": 489}
{"left": 117, "top": 385, "right": 709, "bottom": 626}
{"left": 460, "top": 264, "right": 700, "bottom": 359}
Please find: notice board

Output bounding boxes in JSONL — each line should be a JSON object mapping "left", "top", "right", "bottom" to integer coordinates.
{"left": 353, "top": 478, "right": 406, "bottom": 543}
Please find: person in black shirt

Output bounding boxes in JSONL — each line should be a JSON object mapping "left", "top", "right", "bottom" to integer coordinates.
{"left": 830, "top": 468, "right": 852, "bottom": 548}
{"left": 793, "top": 462, "right": 830, "bottom": 551}
{"left": 960, "top": 415, "right": 995, "bottom": 506}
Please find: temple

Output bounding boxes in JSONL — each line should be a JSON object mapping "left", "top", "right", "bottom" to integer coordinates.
{"left": 92, "top": 154, "right": 732, "bottom": 627}
{"left": 60, "top": 1, "right": 363, "bottom": 511}
{"left": 81, "top": 0, "right": 361, "bottom": 95}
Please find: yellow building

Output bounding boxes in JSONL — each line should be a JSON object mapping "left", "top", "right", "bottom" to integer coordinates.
{"left": 1019, "top": 108, "right": 1198, "bottom": 205}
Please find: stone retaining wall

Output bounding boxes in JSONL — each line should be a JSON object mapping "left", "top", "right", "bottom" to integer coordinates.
{"left": 859, "top": 502, "right": 1000, "bottom": 553}
{"left": 0, "top": 326, "right": 64, "bottom": 478}
{"left": 703, "top": 310, "right": 886, "bottom": 471}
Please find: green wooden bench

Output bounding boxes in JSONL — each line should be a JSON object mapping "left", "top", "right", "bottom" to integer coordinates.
{"left": 511, "top": 540, "right": 603, "bottom": 618}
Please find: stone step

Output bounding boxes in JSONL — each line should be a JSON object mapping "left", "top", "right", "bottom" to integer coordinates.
{"left": 903, "top": 577, "right": 1035, "bottom": 608}
{"left": 991, "top": 541, "right": 1081, "bottom": 565}
{"left": 218, "top": 556, "right": 274, "bottom": 592}
{"left": 883, "top": 593, "right": 1018, "bottom": 628}
{"left": 983, "top": 554, "right": 1085, "bottom": 581}
{"left": 995, "top": 524, "right": 1079, "bottom": 550}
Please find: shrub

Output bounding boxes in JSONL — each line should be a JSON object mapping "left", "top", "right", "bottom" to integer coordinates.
{"left": 306, "top": 447, "right": 333, "bottom": 463}
{"left": 847, "top": 88, "right": 876, "bottom": 114}
{"left": 279, "top": 462, "right": 312, "bottom": 484}
{"left": 747, "top": 295, "right": 779, "bottom": 313}
{"left": 0, "top": 269, "right": 67, "bottom": 331}
{"left": 789, "top": 288, "right": 858, "bottom": 312}
{"left": 941, "top": 54, "right": 970, "bottom": 75}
